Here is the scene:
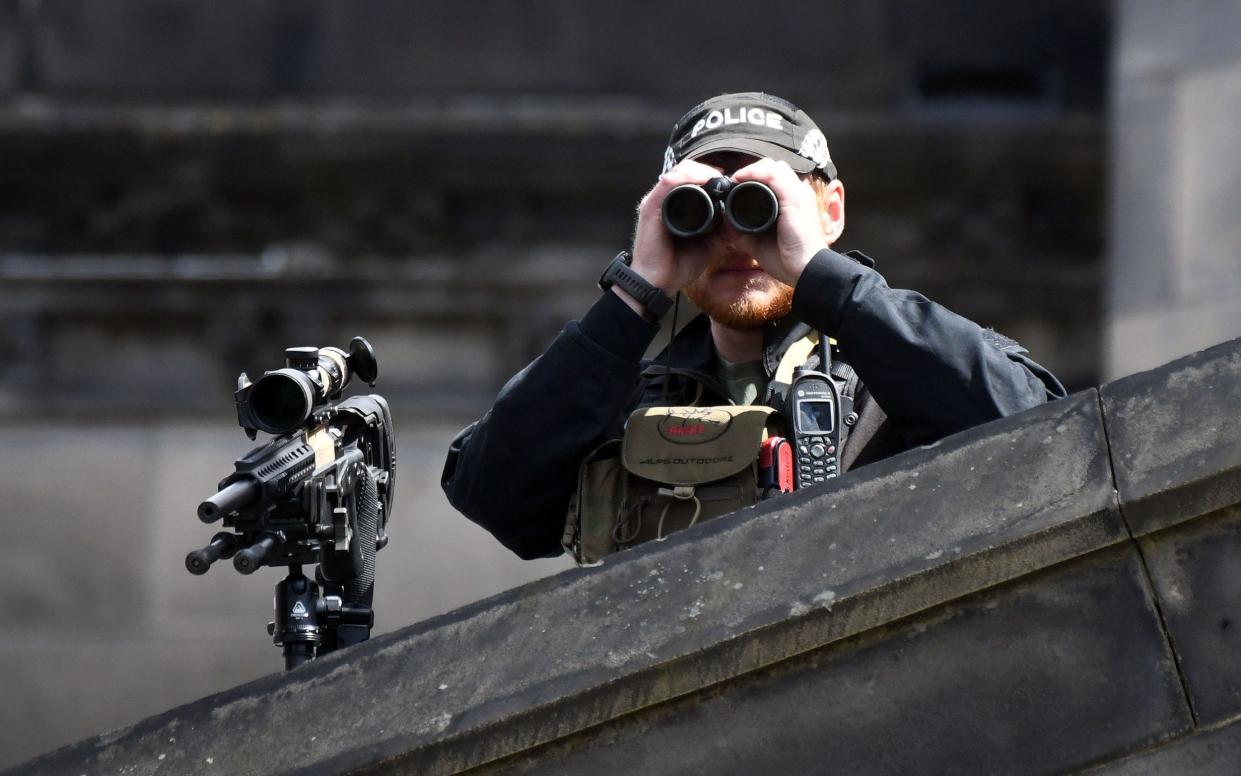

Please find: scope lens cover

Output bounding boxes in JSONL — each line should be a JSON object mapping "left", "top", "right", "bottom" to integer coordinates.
{"left": 250, "top": 370, "right": 316, "bottom": 434}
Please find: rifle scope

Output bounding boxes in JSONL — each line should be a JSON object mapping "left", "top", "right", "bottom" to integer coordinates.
{"left": 238, "top": 337, "right": 378, "bottom": 436}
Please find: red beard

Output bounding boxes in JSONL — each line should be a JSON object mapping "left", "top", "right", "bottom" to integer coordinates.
{"left": 684, "top": 255, "right": 794, "bottom": 330}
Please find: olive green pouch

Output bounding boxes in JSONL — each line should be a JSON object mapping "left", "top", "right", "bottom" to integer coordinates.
{"left": 562, "top": 406, "right": 772, "bottom": 565}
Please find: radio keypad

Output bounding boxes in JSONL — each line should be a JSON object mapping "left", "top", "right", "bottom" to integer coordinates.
{"left": 796, "top": 434, "right": 839, "bottom": 489}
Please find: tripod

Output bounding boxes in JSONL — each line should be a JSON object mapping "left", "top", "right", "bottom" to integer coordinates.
{"left": 269, "top": 565, "right": 374, "bottom": 670}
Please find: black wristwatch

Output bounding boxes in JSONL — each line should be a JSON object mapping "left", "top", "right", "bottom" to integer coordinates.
{"left": 598, "top": 251, "right": 674, "bottom": 320}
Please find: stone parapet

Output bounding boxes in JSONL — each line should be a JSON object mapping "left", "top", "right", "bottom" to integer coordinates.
{"left": 16, "top": 336, "right": 1241, "bottom": 775}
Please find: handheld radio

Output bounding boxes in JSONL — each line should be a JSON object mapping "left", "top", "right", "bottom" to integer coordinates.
{"left": 787, "top": 335, "right": 842, "bottom": 488}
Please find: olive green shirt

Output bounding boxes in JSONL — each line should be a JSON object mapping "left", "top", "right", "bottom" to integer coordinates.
{"left": 717, "top": 356, "right": 768, "bottom": 406}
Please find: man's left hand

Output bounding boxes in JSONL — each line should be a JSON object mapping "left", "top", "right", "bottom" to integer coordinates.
{"left": 730, "top": 158, "right": 829, "bottom": 287}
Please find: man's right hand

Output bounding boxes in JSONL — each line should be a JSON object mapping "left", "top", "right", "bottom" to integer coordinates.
{"left": 615, "top": 160, "right": 722, "bottom": 315}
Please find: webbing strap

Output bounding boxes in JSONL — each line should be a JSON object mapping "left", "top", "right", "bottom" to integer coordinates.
{"left": 773, "top": 333, "right": 820, "bottom": 386}
{"left": 772, "top": 333, "right": 856, "bottom": 399}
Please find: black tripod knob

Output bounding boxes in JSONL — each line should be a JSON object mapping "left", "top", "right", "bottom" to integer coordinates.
{"left": 234, "top": 534, "right": 278, "bottom": 574}
{"left": 185, "top": 533, "right": 239, "bottom": 575}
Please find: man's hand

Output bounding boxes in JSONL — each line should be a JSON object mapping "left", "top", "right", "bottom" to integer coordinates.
{"left": 730, "top": 158, "right": 830, "bottom": 287}
{"left": 628, "top": 160, "right": 723, "bottom": 295}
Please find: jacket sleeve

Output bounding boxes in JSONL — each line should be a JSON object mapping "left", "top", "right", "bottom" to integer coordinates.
{"left": 441, "top": 291, "right": 660, "bottom": 559}
{"left": 792, "top": 249, "right": 1066, "bottom": 446}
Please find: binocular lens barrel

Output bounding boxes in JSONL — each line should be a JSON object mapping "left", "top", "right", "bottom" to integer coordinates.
{"left": 660, "top": 180, "right": 778, "bottom": 237}
{"left": 725, "top": 181, "right": 779, "bottom": 234}
{"left": 661, "top": 184, "right": 718, "bottom": 238}
{"left": 249, "top": 369, "right": 317, "bottom": 435}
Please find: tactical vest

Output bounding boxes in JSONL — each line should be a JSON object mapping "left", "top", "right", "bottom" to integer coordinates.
{"left": 562, "top": 332, "right": 859, "bottom": 566}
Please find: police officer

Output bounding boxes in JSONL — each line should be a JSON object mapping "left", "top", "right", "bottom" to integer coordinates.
{"left": 442, "top": 92, "right": 1065, "bottom": 559}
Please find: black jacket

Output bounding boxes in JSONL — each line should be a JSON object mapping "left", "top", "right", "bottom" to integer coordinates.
{"left": 442, "top": 249, "right": 1066, "bottom": 559}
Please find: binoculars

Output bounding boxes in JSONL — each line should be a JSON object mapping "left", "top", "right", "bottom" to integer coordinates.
{"left": 661, "top": 177, "right": 779, "bottom": 238}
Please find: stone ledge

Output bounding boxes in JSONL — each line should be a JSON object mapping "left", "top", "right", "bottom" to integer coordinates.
{"left": 20, "top": 337, "right": 1241, "bottom": 775}
{"left": 1102, "top": 337, "right": 1241, "bottom": 536}
{"left": 465, "top": 547, "right": 1189, "bottom": 776}
{"left": 1138, "top": 504, "right": 1241, "bottom": 726}
{"left": 1085, "top": 713, "right": 1241, "bottom": 775}
{"left": 17, "top": 387, "right": 1124, "bottom": 775}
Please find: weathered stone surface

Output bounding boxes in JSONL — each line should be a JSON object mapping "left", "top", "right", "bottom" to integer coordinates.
{"left": 1105, "top": 296, "right": 1241, "bottom": 387}
{"left": 0, "top": 2, "right": 17, "bottom": 94}
{"left": 1085, "top": 715, "right": 1241, "bottom": 775}
{"left": 1139, "top": 504, "right": 1241, "bottom": 726}
{"left": 472, "top": 548, "right": 1189, "bottom": 776}
{"left": 0, "top": 417, "right": 570, "bottom": 769}
{"left": 21, "top": 0, "right": 1107, "bottom": 106}
{"left": 1178, "top": 62, "right": 1241, "bottom": 301}
{"left": 17, "top": 391, "right": 1124, "bottom": 775}
{"left": 1102, "top": 337, "right": 1241, "bottom": 536}
{"left": 0, "top": 637, "right": 273, "bottom": 771}
{"left": 0, "top": 426, "right": 160, "bottom": 635}
{"left": 1116, "top": 0, "right": 1241, "bottom": 81}
{"left": 1106, "top": 0, "right": 1241, "bottom": 380}
{"left": 25, "top": 0, "right": 886, "bottom": 100}
{"left": 1106, "top": 80, "right": 1175, "bottom": 312}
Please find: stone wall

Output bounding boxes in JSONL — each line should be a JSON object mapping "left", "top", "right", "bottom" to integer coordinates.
{"left": 1107, "top": 0, "right": 1241, "bottom": 378}
{"left": 0, "top": 1, "right": 1109, "bottom": 768}
{"left": 18, "top": 336, "right": 1241, "bottom": 775}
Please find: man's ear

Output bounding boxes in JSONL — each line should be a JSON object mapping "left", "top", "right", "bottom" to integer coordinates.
{"left": 820, "top": 178, "right": 845, "bottom": 246}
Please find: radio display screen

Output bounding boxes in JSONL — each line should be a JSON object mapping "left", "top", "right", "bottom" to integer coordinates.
{"left": 797, "top": 399, "right": 835, "bottom": 434}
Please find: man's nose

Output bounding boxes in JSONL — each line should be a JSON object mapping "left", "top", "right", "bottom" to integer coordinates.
{"left": 712, "top": 218, "right": 744, "bottom": 245}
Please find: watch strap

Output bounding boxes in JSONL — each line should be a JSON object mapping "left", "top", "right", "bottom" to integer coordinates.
{"left": 598, "top": 251, "right": 674, "bottom": 320}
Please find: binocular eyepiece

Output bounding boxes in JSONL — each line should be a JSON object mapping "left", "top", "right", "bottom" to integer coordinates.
{"left": 236, "top": 337, "right": 378, "bottom": 437}
{"left": 661, "top": 177, "right": 779, "bottom": 239}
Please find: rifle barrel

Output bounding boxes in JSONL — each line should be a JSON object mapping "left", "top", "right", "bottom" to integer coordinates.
{"left": 198, "top": 479, "right": 260, "bottom": 523}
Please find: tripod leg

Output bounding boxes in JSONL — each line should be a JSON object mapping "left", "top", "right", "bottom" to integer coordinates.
{"left": 283, "top": 643, "right": 316, "bottom": 670}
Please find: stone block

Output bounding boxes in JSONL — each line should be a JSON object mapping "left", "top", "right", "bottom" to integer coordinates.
{"left": 479, "top": 548, "right": 1188, "bottom": 776}
{"left": 1117, "top": 0, "right": 1241, "bottom": 81}
{"left": 1105, "top": 296, "right": 1241, "bottom": 381}
{"left": 0, "top": 414, "right": 570, "bottom": 770}
{"left": 25, "top": 0, "right": 888, "bottom": 100}
{"left": 1102, "top": 337, "right": 1241, "bottom": 535}
{"left": 19, "top": 391, "right": 1126, "bottom": 774}
{"left": 1108, "top": 2, "right": 1241, "bottom": 379}
{"left": 30, "top": 1, "right": 294, "bottom": 96}
{"left": 23, "top": 1, "right": 1104, "bottom": 105}
{"left": 0, "top": 425, "right": 160, "bottom": 635}
{"left": 325, "top": 322, "right": 500, "bottom": 394}
{"left": 0, "top": 1, "right": 18, "bottom": 94}
{"left": 893, "top": 0, "right": 1106, "bottom": 110}
{"left": 1107, "top": 80, "right": 1175, "bottom": 312}
{"left": 1176, "top": 61, "right": 1241, "bottom": 300}
{"left": 1138, "top": 504, "right": 1241, "bottom": 725}
{"left": 357, "top": 418, "right": 573, "bottom": 632}
{"left": 0, "top": 637, "right": 272, "bottom": 771}
{"left": 1086, "top": 714, "right": 1241, "bottom": 775}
